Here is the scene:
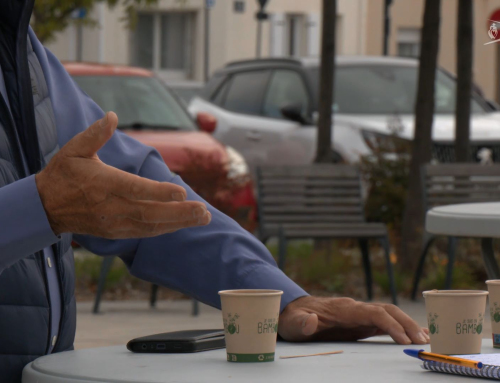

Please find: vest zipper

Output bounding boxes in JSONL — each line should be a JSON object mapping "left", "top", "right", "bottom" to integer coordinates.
{"left": 52, "top": 240, "right": 66, "bottom": 352}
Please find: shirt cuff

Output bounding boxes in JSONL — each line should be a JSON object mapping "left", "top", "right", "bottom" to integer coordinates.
{"left": 239, "top": 263, "right": 309, "bottom": 312}
{"left": 0, "top": 175, "right": 60, "bottom": 269}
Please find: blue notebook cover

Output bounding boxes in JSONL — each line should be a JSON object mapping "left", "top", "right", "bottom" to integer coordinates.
{"left": 423, "top": 354, "right": 500, "bottom": 380}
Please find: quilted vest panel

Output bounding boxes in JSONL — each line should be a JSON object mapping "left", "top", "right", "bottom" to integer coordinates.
{"left": 0, "top": 36, "right": 76, "bottom": 382}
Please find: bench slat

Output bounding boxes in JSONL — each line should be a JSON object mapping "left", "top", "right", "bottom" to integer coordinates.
{"left": 260, "top": 165, "right": 359, "bottom": 178}
{"left": 425, "top": 164, "right": 500, "bottom": 177}
{"left": 260, "top": 179, "right": 360, "bottom": 187}
{"left": 260, "top": 188, "right": 361, "bottom": 196}
{"left": 427, "top": 189, "right": 500, "bottom": 196}
{"left": 261, "top": 196, "right": 362, "bottom": 205}
{"left": 265, "top": 215, "right": 364, "bottom": 223}
{"left": 263, "top": 205, "right": 362, "bottom": 214}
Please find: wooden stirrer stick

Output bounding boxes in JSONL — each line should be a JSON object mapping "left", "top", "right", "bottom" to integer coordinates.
{"left": 279, "top": 350, "right": 343, "bottom": 359}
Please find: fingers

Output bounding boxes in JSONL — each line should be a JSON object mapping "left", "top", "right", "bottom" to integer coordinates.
{"left": 106, "top": 167, "right": 188, "bottom": 202}
{"left": 111, "top": 211, "right": 212, "bottom": 239}
{"left": 358, "top": 304, "right": 411, "bottom": 345}
{"left": 380, "top": 304, "right": 430, "bottom": 344}
{"left": 278, "top": 307, "right": 319, "bottom": 341}
{"left": 118, "top": 199, "right": 209, "bottom": 224}
{"left": 64, "top": 112, "right": 118, "bottom": 158}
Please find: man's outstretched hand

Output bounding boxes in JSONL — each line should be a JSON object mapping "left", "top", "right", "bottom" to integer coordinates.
{"left": 36, "top": 112, "right": 211, "bottom": 238}
{"left": 279, "top": 296, "right": 430, "bottom": 345}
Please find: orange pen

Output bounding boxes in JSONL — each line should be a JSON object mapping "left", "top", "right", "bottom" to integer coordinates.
{"left": 404, "top": 349, "right": 483, "bottom": 369}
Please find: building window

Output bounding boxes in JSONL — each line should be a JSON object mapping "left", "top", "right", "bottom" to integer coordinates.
{"left": 397, "top": 28, "right": 420, "bottom": 58}
{"left": 132, "top": 12, "right": 194, "bottom": 79}
{"left": 234, "top": 0, "right": 245, "bottom": 13}
{"left": 285, "top": 15, "right": 306, "bottom": 57}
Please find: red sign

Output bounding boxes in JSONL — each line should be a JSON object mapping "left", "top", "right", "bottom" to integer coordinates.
{"left": 489, "top": 9, "right": 500, "bottom": 27}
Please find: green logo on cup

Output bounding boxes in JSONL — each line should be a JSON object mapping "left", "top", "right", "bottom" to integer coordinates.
{"left": 491, "top": 302, "right": 500, "bottom": 323}
{"left": 224, "top": 313, "right": 240, "bottom": 335}
{"left": 257, "top": 317, "right": 278, "bottom": 334}
{"left": 428, "top": 313, "right": 439, "bottom": 335}
{"left": 455, "top": 313, "right": 483, "bottom": 335}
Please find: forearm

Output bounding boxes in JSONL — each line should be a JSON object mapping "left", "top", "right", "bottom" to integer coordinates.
{"left": 126, "top": 155, "right": 309, "bottom": 311}
{"left": 0, "top": 175, "right": 59, "bottom": 271}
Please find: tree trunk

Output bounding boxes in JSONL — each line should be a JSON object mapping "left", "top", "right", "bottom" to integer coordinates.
{"left": 315, "top": 0, "right": 336, "bottom": 163}
{"left": 455, "top": 0, "right": 473, "bottom": 162}
{"left": 400, "top": 0, "right": 441, "bottom": 269}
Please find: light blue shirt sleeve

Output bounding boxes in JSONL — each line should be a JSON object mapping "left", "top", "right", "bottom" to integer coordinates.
{"left": 0, "top": 175, "right": 60, "bottom": 270}
{"left": 12, "top": 28, "right": 309, "bottom": 311}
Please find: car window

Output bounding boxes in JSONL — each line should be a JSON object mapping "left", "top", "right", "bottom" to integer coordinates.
{"left": 72, "top": 75, "right": 197, "bottom": 130}
{"left": 305, "top": 66, "right": 487, "bottom": 114}
{"left": 222, "top": 70, "right": 271, "bottom": 115}
{"left": 262, "top": 70, "right": 310, "bottom": 119}
{"left": 201, "top": 74, "right": 226, "bottom": 100}
{"left": 212, "top": 78, "right": 231, "bottom": 106}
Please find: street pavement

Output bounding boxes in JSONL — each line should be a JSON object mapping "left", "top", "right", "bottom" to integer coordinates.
{"left": 74, "top": 298, "right": 487, "bottom": 349}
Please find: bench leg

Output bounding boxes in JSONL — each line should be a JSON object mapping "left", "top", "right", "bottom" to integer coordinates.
{"left": 150, "top": 284, "right": 159, "bottom": 308}
{"left": 93, "top": 256, "right": 115, "bottom": 314}
{"left": 278, "top": 227, "right": 287, "bottom": 271}
{"left": 358, "top": 239, "right": 373, "bottom": 301}
{"left": 192, "top": 299, "right": 199, "bottom": 316}
{"left": 379, "top": 237, "right": 398, "bottom": 306}
{"left": 411, "top": 234, "right": 436, "bottom": 301}
{"left": 481, "top": 238, "right": 500, "bottom": 280}
{"left": 445, "top": 237, "right": 457, "bottom": 290}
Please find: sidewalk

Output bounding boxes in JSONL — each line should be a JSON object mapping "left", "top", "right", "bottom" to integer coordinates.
{"left": 74, "top": 298, "right": 460, "bottom": 349}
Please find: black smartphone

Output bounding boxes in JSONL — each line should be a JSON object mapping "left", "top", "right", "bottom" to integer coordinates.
{"left": 127, "top": 329, "right": 225, "bottom": 353}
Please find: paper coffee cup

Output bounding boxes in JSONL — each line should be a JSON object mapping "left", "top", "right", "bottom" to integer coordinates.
{"left": 423, "top": 290, "right": 488, "bottom": 355}
{"left": 486, "top": 280, "right": 500, "bottom": 348}
{"left": 219, "top": 289, "right": 283, "bottom": 363}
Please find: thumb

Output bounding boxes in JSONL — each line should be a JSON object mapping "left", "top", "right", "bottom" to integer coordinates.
{"left": 64, "top": 112, "right": 118, "bottom": 158}
{"left": 278, "top": 309, "right": 318, "bottom": 341}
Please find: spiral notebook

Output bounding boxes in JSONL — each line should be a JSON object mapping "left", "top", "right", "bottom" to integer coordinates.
{"left": 423, "top": 354, "right": 500, "bottom": 379}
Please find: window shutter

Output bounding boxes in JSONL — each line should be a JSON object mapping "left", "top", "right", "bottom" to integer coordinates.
{"left": 307, "top": 13, "right": 320, "bottom": 57}
{"left": 269, "top": 13, "right": 285, "bottom": 57}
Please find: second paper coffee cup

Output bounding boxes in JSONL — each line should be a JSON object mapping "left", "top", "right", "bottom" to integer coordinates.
{"left": 423, "top": 290, "right": 488, "bottom": 355}
{"left": 219, "top": 289, "right": 283, "bottom": 363}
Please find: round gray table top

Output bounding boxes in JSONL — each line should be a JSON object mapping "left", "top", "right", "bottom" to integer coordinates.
{"left": 22, "top": 337, "right": 497, "bottom": 382}
{"left": 426, "top": 202, "right": 500, "bottom": 237}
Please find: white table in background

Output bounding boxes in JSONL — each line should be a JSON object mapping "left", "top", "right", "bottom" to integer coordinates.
{"left": 426, "top": 202, "right": 500, "bottom": 280}
{"left": 23, "top": 337, "right": 494, "bottom": 382}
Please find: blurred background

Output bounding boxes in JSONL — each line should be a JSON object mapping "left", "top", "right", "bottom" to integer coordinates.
{"left": 33, "top": 0, "right": 500, "bottom": 307}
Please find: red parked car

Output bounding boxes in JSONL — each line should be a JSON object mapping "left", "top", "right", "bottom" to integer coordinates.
{"left": 64, "top": 62, "right": 256, "bottom": 230}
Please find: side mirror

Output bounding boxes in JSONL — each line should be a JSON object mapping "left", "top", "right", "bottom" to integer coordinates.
{"left": 196, "top": 112, "right": 217, "bottom": 133}
{"left": 280, "top": 104, "right": 309, "bottom": 125}
{"left": 486, "top": 99, "right": 500, "bottom": 112}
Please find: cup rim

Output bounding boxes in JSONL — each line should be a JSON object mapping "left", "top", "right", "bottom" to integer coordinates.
{"left": 486, "top": 280, "right": 500, "bottom": 285}
{"left": 422, "top": 289, "right": 488, "bottom": 297}
{"left": 218, "top": 289, "right": 284, "bottom": 297}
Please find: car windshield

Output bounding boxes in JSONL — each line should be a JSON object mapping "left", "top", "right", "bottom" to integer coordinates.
{"left": 170, "top": 86, "right": 203, "bottom": 105}
{"left": 306, "top": 65, "right": 487, "bottom": 114}
{"left": 72, "top": 75, "right": 197, "bottom": 131}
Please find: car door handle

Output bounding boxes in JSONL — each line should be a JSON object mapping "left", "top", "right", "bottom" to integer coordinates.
{"left": 246, "top": 131, "right": 261, "bottom": 141}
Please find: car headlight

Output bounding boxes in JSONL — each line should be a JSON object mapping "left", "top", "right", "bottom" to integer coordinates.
{"left": 361, "top": 130, "right": 410, "bottom": 153}
{"left": 225, "top": 146, "right": 249, "bottom": 180}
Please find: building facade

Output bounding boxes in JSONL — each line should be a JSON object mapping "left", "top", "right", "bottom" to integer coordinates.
{"left": 365, "top": 0, "right": 500, "bottom": 103}
{"left": 45, "top": 0, "right": 367, "bottom": 82}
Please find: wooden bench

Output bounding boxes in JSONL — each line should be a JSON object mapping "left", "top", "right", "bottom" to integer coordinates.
{"left": 256, "top": 164, "right": 397, "bottom": 305}
{"left": 411, "top": 164, "right": 500, "bottom": 300}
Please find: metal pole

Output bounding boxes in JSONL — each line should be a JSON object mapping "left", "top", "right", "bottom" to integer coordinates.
{"left": 315, "top": 0, "right": 336, "bottom": 163}
{"left": 76, "top": 22, "right": 83, "bottom": 62}
{"left": 256, "top": 20, "right": 262, "bottom": 58}
{"left": 204, "top": 6, "right": 210, "bottom": 82}
{"left": 383, "top": 0, "right": 392, "bottom": 55}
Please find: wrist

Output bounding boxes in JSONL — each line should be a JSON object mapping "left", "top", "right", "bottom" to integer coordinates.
{"left": 35, "top": 171, "right": 63, "bottom": 235}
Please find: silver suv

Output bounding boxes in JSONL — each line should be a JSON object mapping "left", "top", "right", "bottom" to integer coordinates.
{"left": 190, "top": 56, "right": 500, "bottom": 173}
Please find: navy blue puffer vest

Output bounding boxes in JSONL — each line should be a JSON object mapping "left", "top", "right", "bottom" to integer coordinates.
{"left": 0, "top": 1, "right": 76, "bottom": 381}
